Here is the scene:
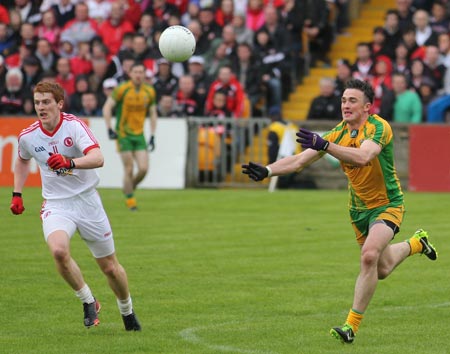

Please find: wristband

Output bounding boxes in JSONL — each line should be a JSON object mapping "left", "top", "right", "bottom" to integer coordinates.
{"left": 70, "top": 159, "right": 76, "bottom": 169}
{"left": 12, "top": 192, "right": 22, "bottom": 197}
{"left": 266, "top": 166, "right": 273, "bottom": 177}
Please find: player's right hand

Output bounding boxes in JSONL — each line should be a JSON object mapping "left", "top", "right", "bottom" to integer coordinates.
{"left": 108, "top": 128, "right": 118, "bottom": 140}
{"left": 242, "top": 162, "right": 269, "bottom": 181}
{"left": 10, "top": 192, "right": 25, "bottom": 215}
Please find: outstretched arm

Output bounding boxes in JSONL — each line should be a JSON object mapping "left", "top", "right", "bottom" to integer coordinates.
{"left": 242, "top": 149, "right": 321, "bottom": 181}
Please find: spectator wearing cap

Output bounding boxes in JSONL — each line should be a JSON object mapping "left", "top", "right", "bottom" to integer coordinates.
{"left": 60, "top": 2, "right": 99, "bottom": 47}
{"left": 306, "top": 77, "right": 341, "bottom": 120}
{"left": 21, "top": 55, "right": 42, "bottom": 93}
{"left": 0, "top": 67, "right": 25, "bottom": 114}
{"left": 152, "top": 58, "right": 179, "bottom": 101}
{"left": 102, "top": 77, "right": 118, "bottom": 104}
{"left": 187, "top": 55, "right": 212, "bottom": 107}
{"left": 98, "top": 1, "right": 134, "bottom": 56}
{"left": 175, "top": 74, "right": 204, "bottom": 117}
{"left": 334, "top": 59, "right": 353, "bottom": 96}
{"left": 231, "top": 42, "right": 265, "bottom": 116}
{"left": 205, "top": 66, "right": 245, "bottom": 118}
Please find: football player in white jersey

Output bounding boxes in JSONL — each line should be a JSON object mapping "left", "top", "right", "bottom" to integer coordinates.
{"left": 10, "top": 81, "right": 141, "bottom": 331}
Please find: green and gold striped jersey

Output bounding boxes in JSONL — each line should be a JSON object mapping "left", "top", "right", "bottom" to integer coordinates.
{"left": 323, "top": 114, "right": 404, "bottom": 211}
{"left": 112, "top": 81, "right": 156, "bottom": 136}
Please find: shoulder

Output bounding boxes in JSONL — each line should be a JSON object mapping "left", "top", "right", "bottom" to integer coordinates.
{"left": 18, "top": 121, "right": 40, "bottom": 142}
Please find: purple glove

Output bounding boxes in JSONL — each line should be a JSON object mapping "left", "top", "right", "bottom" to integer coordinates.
{"left": 296, "top": 128, "right": 329, "bottom": 151}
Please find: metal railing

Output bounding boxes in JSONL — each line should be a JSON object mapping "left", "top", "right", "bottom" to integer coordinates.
{"left": 185, "top": 117, "right": 271, "bottom": 188}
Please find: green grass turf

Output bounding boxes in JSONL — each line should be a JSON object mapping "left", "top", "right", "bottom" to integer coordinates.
{"left": 1, "top": 187, "right": 449, "bottom": 354}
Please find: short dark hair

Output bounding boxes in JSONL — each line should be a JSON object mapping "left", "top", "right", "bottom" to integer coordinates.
{"left": 344, "top": 79, "right": 375, "bottom": 104}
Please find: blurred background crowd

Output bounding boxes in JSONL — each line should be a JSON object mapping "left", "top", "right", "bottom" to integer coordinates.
{"left": 1, "top": 0, "right": 450, "bottom": 124}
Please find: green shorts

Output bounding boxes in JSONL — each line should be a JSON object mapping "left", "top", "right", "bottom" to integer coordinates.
{"left": 117, "top": 134, "right": 147, "bottom": 152}
{"left": 350, "top": 204, "right": 405, "bottom": 245}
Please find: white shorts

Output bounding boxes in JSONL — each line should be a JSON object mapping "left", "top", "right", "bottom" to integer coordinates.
{"left": 41, "top": 189, "right": 115, "bottom": 258}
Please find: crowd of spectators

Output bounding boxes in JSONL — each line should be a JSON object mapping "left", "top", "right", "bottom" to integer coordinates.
{"left": 0, "top": 0, "right": 342, "bottom": 118}
{"left": 307, "top": 0, "right": 450, "bottom": 123}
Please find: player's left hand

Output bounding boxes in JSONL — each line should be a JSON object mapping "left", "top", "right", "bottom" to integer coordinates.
{"left": 296, "top": 128, "right": 329, "bottom": 151}
{"left": 47, "top": 153, "right": 75, "bottom": 170}
{"left": 148, "top": 135, "right": 155, "bottom": 152}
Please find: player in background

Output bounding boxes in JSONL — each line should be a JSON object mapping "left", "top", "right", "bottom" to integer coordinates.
{"left": 242, "top": 79, "right": 437, "bottom": 344}
{"left": 10, "top": 81, "right": 141, "bottom": 331}
{"left": 102, "top": 62, "right": 158, "bottom": 210}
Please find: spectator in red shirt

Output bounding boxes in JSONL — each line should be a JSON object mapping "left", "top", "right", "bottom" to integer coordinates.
{"left": 215, "top": 0, "right": 235, "bottom": 27}
{"left": 55, "top": 57, "right": 75, "bottom": 96}
{"left": 117, "top": 0, "right": 143, "bottom": 28}
{"left": 175, "top": 74, "right": 204, "bottom": 117}
{"left": 0, "top": 4, "right": 10, "bottom": 24}
{"left": 98, "top": 1, "right": 134, "bottom": 56}
{"left": 206, "top": 66, "right": 245, "bottom": 118}
{"left": 70, "top": 41, "right": 93, "bottom": 77}
{"left": 246, "top": 0, "right": 265, "bottom": 32}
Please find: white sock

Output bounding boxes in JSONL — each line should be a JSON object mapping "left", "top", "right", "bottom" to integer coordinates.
{"left": 117, "top": 295, "right": 133, "bottom": 316}
{"left": 75, "top": 284, "right": 95, "bottom": 304}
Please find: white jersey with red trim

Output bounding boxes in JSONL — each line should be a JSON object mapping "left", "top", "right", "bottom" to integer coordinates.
{"left": 18, "top": 112, "right": 101, "bottom": 199}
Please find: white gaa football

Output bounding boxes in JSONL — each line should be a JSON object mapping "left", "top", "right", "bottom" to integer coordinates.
{"left": 158, "top": 25, "right": 196, "bottom": 62}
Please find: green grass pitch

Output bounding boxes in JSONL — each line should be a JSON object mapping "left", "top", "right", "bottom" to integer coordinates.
{"left": 1, "top": 187, "right": 449, "bottom": 354}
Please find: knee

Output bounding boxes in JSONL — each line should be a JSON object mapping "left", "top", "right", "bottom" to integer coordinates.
{"left": 51, "top": 246, "right": 70, "bottom": 264}
{"left": 101, "top": 261, "right": 121, "bottom": 278}
{"left": 360, "top": 249, "right": 380, "bottom": 269}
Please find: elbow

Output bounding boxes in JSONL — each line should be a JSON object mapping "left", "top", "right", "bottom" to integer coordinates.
{"left": 98, "top": 156, "right": 104, "bottom": 167}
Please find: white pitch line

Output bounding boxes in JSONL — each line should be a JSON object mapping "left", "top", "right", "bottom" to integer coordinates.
{"left": 179, "top": 322, "right": 278, "bottom": 354}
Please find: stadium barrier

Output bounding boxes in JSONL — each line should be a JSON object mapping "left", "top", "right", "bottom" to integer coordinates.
{"left": 2, "top": 116, "right": 444, "bottom": 191}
